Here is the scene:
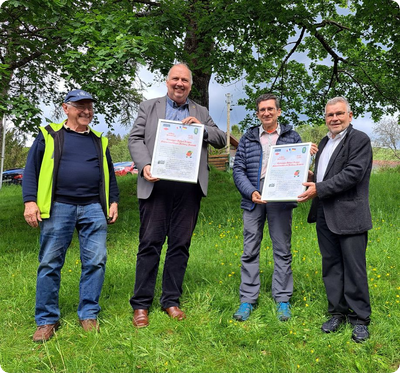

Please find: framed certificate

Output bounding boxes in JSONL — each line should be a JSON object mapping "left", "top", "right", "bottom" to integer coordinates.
{"left": 261, "top": 142, "right": 312, "bottom": 202}
{"left": 151, "top": 119, "right": 204, "bottom": 183}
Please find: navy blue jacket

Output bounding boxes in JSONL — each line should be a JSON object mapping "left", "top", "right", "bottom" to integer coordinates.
{"left": 23, "top": 128, "right": 119, "bottom": 217}
{"left": 233, "top": 124, "right": 302, "bottom": 211}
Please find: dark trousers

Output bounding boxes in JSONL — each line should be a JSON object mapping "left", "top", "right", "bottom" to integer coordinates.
{"left": 130, "top": 180, "right": 202, "bottom": 310}
{"left": 316, "top": 205, "right": 371, "bottom": 325}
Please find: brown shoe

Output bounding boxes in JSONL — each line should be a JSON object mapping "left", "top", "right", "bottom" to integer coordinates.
{"left": 133, "top": 309, "right": 149, "bottom": 328}
{"left": 163, "top": 306, "right": 186, "bottom": 321}
{"left": 79, "top": 319, "right": 100, "bottom": 332}
{"left": 32, "top": 321, "right": 61, "bottom": 342}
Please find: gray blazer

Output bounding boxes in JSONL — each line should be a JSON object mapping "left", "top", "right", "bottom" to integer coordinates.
{"left": 128, "top": 96, "right": 226, "bottom": 199}
{"left": 307, "top": 124, "right": 373, "bottom": 235}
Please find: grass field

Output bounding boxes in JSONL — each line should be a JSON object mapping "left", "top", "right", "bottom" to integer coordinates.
{"left": 0, "top": 167, "right": 399, "bottom": 373}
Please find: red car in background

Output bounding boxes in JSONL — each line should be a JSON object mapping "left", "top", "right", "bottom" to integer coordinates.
{"left": 113, "top": 162, "right": 138, "bottom": 176}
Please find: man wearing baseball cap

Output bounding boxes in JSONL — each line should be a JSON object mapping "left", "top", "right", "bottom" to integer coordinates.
{"left": 23, "top": 89, "right": 119, "bottom": 342}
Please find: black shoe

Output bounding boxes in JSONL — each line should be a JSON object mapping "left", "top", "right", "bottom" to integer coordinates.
{"left": 352, "top": 325, "right": 369, "bottom": 343}
{"left": 321, "top": 317, "right": 345, "bottom": 333}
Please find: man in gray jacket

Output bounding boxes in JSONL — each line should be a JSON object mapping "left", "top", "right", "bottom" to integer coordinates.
{"left": 298, "top": 96, "right": 372, "bottom": 342}
{"left": 128, "top": 63, "right": 226, "bottom": 328}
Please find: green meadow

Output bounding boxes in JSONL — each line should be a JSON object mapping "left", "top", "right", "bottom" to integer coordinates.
{"left": 0, "top": 167, "right": 399, "bottom": 373}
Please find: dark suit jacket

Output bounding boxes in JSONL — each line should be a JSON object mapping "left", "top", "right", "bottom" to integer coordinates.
{"left": 307, "top": 124, "right": 373, "bottom": 235}
{"left": 128, "top": 95, "right": 226, "bottom": 199}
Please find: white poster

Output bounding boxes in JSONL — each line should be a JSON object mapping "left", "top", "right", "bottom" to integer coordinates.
{"left": 261, "top": 142, "right": 312, "bottom": 202}
{"left": 151, "top": 119, "right": 204, "bottom": 183}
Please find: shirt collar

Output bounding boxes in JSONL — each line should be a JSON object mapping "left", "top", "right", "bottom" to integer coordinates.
{"left": 63, "top": 121, "right": 90, "bottom": 135}
{"left": 166, "top": 95, "right": 189, "bottom": 109}
{"left": 327, "top": 127, "right": 348, "bottom": 140}
{"left": 259, "top": 123, "right": 280, "bottom": 137}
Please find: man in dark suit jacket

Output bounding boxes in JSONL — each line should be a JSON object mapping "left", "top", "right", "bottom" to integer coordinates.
{"left": 298, "top": 96, "right": 373, "bottom": 343}
{"left": 128, "top": 63, "right": 226, "bottom": 328}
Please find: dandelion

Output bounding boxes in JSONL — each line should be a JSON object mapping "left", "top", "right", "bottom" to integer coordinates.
{"left": 316, "top": 358, "right": 319, "bottom": 362}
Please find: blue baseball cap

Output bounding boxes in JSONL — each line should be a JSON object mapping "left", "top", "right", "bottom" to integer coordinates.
{"left": 64, "top": 89, "right": 96, "bottom": 103}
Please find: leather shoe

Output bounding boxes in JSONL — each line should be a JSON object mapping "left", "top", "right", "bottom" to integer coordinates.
{"left": 133, "top": 309, "right": 149, "bottom": 328}
{"left": 163, "top": 306, "right": 186, "bottom": 320}
{"left": 321, "top": 317, "right": 345, "bottom": 333}
{"left": 79, "top": 319, "right": 100, "bottom": 332}
{"left": 32, "top": 321, "right": 61, "bottom": 342}
{"left": 352, "top": 324, "right": 369, "bottom": 343}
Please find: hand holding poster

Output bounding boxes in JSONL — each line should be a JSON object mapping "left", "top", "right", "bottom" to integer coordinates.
{"left": 261, "top": 142, "right": 312, "bottom": 202}
{"left": 151, "top": 119, "right": 204, "bottom": 183}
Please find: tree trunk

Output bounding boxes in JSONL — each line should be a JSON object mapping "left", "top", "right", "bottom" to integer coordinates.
{"left": 183, "top": 0, "right": 213, "bottom": 110}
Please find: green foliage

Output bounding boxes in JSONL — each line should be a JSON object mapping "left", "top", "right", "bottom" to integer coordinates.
{"left": 0, "top": 169, "right": 399, "bottom": 372}
{"left": 1, "top": 0, "right": 399, "bottom": 135}
{"left": 2, "top": 127, "right": 28, "bottom": 169}
{"left": 107, "top": 133, "right": 131, "bottom": 163}
{"left": 231, "top": 124, "right": 242, "bottom": 140}
{"left": 0, "top": 0, "right": 155, "bottom": 131}
{"left": 296, "top": 124, "right": 328, "bottom": 145}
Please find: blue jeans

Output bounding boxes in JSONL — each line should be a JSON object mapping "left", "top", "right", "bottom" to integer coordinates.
{"left": 35, "top": 202, "right": 108, "bottom": 325}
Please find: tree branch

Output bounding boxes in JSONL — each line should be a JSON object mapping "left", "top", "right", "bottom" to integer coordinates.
{"left": 314, "top": 19, "right": 351, "bottom": 31}
{"left": 270, "top": 26, "right": 306, "bottom": 91}
{"left": 10, "top": 51, "right": 43, "bottom": 70}
{"left": 313, "top": 29, "right": 347, "bottom": 64}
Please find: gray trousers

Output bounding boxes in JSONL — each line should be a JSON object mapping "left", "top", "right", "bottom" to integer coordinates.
{"left": 240, "top": 200, "right": 294, "bottom": 304}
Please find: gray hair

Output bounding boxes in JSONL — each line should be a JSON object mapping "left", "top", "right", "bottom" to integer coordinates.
{"left": 166, "top": 62, "right": 193, "bottom": 85}
{"left": 325, "top": 96, "right": 351, "bottom": 114}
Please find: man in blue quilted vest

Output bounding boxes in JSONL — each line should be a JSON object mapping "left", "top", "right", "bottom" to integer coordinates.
{"left": 233, "top": 93, "right": 317, "bottom": 322}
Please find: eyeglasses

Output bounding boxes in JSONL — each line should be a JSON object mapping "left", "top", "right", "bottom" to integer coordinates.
{"left": 257, "top": 107, "right": 276, "bottom": 114}
{"left": 325, "top": 111, "right": 347, "bottom": 119}
{"left": 66, "top": 102, "right": 94, "bottom": 112}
